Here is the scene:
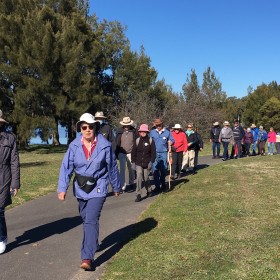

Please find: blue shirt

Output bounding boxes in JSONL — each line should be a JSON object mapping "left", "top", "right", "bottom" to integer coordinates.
{"left": 150, "top": 128, "right": 174, "bottom": 153}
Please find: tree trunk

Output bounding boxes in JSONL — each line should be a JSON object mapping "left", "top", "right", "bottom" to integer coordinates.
{"left": 52, "top": 117, "right": 60, "bottom": 146}
{"left": 67, "top": 119, "right": 76, "bottom": 144}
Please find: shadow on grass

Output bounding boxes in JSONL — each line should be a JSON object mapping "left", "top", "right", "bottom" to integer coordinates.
{"left": 6, "top": 216, "right": 82, "bottom": 252}
{"left": 20, "top": 161, "right": 47, "bottom": 168}
{"left": 21, "top": 145, "right": 68, "bottom": 154}
{"left": 94, "top": 217, "right": 158, "bottom": 268}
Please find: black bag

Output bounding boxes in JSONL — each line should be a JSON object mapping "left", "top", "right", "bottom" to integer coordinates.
{"left": 171, "top": 146, "right": 177, "bottom": 152}
{"left": 75, "top": 173, "right": 97, "bottom": 194}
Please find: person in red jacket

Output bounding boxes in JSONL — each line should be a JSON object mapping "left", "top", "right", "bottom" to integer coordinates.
{"left": 171, "top": 124, "right": 188, "bottom": 179}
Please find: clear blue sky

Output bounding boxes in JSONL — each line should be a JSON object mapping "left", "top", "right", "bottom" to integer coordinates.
{"left": 89, "top": 0, "right": 280, "bottom": 98}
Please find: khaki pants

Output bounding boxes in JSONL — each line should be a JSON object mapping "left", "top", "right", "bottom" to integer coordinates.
{"left": 182, "top": 150, "right": 195, "bottom": 170}
{"left": 135, "top": 165, "right": 151, "bottom": 196}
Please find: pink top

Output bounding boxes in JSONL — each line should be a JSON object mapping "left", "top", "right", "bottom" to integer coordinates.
{"left": 268, "top": 131, "right": 276, "bottom": 143}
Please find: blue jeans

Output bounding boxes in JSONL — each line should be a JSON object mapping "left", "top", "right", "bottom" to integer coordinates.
{"left": 212, "top": 142, "right": 221, "bottom": 157}
{"left": 78, "top": 197, "right": 106, "bottom": 260}
{"left": 0, "top": 207, "right": 7, "bottom": 242}
{"left": 267, "top": 142, "right": 275, "bottom": 154}
{"left": 251, "top": 141, "right": 257, "bottom": 155}
{"left": 222, "top": 142, "right": 230, "bottom": 159}
{"left": 152, "top": 152, "right": 167, "bottom": 190}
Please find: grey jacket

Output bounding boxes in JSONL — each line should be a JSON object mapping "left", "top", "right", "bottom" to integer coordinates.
{"left": 219, "top": 127, "right": 234, "bottom": 143}
{"left": 0, "top": 131, "right": 20, "bottom": 208}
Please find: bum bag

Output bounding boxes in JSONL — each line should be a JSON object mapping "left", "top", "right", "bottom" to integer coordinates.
{"left": 75, "top": 168, "right": 107, "bottom": 194}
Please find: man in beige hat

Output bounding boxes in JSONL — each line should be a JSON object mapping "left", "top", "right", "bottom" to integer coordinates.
{"left": 150, "top": 118, "right": 174, "bottom": 192}
{"left": 94, "top": 111, "right": 115, "bottom": 146}
{"left": 219, "top": 121, "right": 233, "bottom": 161}
{"left": 115, "top": 117, "right": 137, "bottom": 191}
{"left": 0, "top": 110, "right": 20, "bottom": 254}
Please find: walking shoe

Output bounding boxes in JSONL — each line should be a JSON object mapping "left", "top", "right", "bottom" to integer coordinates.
{"left": 0, "top": 238, "right": 7, "bottom": 254}
{"left": 135, "top": 194, "right": 142, "bottom": 202}
{"left": 121, "top": 184, "right": 126, "bottom": 191}
{"left": 80, "top": 259, "right": 92, "bottom": 270}
{"left": 147, "top": 192, "right": 154, "bottom": 198}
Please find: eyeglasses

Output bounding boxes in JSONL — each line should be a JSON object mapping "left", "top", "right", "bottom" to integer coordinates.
{"left": 187, "top": 126, "right": 192, "bottom": 128}
{"left": 81, "top": 125, "right": 94, "bottom": 131}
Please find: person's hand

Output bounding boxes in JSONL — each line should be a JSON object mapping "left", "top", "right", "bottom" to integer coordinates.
{"left": 210, "top": 139, "right": 212, "bottom": 142}
{"left": 148, "top": 161, "right": 152, "bottom": 170}
{"left": 58, "top": 192, "right": 66, "bottom": 201}
{"left": 10, "top": 188, "right": 19, "bottom": 196}
{"left": 114, "top": 192, "right": 120, "bottom": 197}
{"left": 168, "top": 140, "right": 173, "bottom": 146}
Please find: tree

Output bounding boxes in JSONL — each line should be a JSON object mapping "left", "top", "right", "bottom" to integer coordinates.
{"left": 182, "top": 68, "right": 201, "bottom": 104}
{"left": 259, "top": 97, "right": 280, "bottom": 131}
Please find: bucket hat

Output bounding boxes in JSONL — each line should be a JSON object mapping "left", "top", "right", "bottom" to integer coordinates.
{"left": 0, "top": 110, "right": 8, "bottom": 124}
{"left": 138, "top": 124, "right": 149, "bottom": 132}
{"left": 223, "top": 121, "right": 230, "bottom": 126}
{"left": 172, "top": 124, "right": 182, "bottom": 130}
{"left": 213, "top": 121, "right": 219, "bottom": 126}
{"left": 94, "top": 111, "right": 107, "bottom": 119}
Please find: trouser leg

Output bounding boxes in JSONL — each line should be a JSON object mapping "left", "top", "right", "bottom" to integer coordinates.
{"left": 143, "top": 168, "right": 152, "bottom": 193}
{"left": 118, "top": 153, "right": 127, "bottom": 188}
{"left": 135, "top": 165, "right": 144, "bottom": 195}
{"left": 78, "top": 197, "right": 106, "bottom": 260}
{"left": 0, "top": 208, "right": 7, "bottom": 242}
{"left": 126, "top": 153, "right": 135, "bottom": 185}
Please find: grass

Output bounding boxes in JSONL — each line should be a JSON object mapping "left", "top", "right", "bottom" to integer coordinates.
{"left": 101, "top": 155, "right": 280, "bottom": 280}
{"left": 8, "top": 145, "right": 67, "bottom": 208}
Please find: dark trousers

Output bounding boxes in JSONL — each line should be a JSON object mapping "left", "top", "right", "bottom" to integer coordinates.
{"left": 78, "top": 197, "right": 106, "bottom": 260}
{"left": 0, "top": 207, "right": 7, "bottom": 241}
{"left": 233, "top": 140, "right": 242, "bottom": 157}
{"left": 212, "top": 142, "right": 221, "bottom": 157}
{"left": 171, "top": 151, "right": 183, "bottom": 176}
{"left": 258, "top": 140, "right": 266, "bottom": 155}
{"left": 222, "top": 142, "right": 230, "bottom": 159}
{"left": 244, "top": 143, "right": 251, "bottom": 155}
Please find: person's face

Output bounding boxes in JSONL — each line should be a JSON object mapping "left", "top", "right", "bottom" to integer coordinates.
{"left": 270, "top": 128, "right": 273, "bottom": 132}
{"left": 139, "top": 131, "right": 147, "bottom": 137}
{"left": 174, "top": 129, "right": 180, "bottom": 134}
{"left": 234, "top": 122, "right": 239, "bottom": 126}
{"left": 155, "top": 124, "right": 163, "bottom": 130}
{"left": 123, "top": 125, "right": 130, "bottom": 131}
{"left": 80, "top": 123, "right": 95, "bottom": 140}
{"left": 187, "top": 125, "right": 192, "bottom": 130}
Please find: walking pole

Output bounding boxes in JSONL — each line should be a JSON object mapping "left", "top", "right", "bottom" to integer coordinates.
{"left": 168, "top": 146, "right": 172, "bottom": 190}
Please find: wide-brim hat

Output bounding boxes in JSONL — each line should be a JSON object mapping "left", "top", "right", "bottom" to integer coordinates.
{"left": 223, "top": 121, "right": 230, "bottom": 125}
{"left": 153, "top": 118, "right": 163, "bottom": 126}
{"left": 138, "top": 124, "right": 149, "bottom": 132}
{"left": 94, "top": 111, "right": 107, "bottom": 119}
{"left": 172, "top": 123, "right": 182, "bottom": 130}
{"left": 120, "top": 116, "right": 134, "bottom": 126}
{"left": 251, "top": 123, "right": 256, "bottom": 128}
{"left": 213, "top": 121, "right": 219, "bottom": 126}
{"left": 76, "top": 113, "right": 97, "bottom": 132}
{"left": 0, "top": 110, "right": 8, "bottom": 124}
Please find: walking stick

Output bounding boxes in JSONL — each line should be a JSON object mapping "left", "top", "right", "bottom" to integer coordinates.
{"left": 168, "top": 146, "right": 172, "bottom": 190}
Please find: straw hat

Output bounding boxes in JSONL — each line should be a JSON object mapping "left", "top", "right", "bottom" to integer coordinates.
{"left": 213, "top": 121, "right": 219, "bottom": 126}
{"left": 120, "top": 116, "right": 134, "bottom": 126}
{"left": 0, "top": 110, "right": 8, "bottom": 124}
{"left": 94, "top": 111, "right": 107, "bottom": 119}
{"left": 223, "top": 121, "right": 230, "bottom": 126}
{"left": 172, "top": 124, "right": 182, "bottom": 130}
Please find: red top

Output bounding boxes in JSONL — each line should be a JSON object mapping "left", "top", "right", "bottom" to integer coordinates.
{"left": 268, "top": 131, "right": 276, "bottom": 143}
{"left": 81, "top": 136, "right": 97, "bottom": 160}
{"left": 171, "top": 131, "right": 188, "bottom": 152}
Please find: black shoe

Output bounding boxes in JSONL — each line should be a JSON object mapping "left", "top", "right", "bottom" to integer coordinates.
{"left": 135, "top": 194, "right": 142, "bottom": 202}
{"left": 147, "top": 192, "right": 154, "bottom": 198}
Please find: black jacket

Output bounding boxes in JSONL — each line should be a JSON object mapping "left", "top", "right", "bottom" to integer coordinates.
{"left": 210, "top": 126, "right": 221, "bottom": 142}
{"left": 131, "top": 136, "right": 156, "bottom": 168}
{"left": 186, "top": 132, "right": 204, "bottom": 151}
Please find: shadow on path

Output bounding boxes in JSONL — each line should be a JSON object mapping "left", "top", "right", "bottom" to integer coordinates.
{"left": 94, "top": 217, "right": 157, "bottom": 268}
{"left": 6, "top": 216, "right": 82, "bottom": 252}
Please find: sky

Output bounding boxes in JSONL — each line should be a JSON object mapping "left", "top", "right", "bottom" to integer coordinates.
{"left": 88, "top": 0, "right": 280, "bottom": 98}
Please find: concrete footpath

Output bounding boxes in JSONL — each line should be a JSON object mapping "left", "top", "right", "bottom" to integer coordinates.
{"left": 1, "top": 155, "right": 219, "bottom": 280}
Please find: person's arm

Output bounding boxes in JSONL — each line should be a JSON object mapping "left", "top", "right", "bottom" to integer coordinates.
{"left": 10, "top": 135, "right": 20, "bottom": 196}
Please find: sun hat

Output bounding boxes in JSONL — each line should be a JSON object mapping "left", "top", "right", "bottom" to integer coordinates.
{"left": 76, "top": 113, "right": 97, "bottom": 132}
{"left": 259, "top": 125, "right": 263, "bottom": 129}
{"left": 0, "top": 110, "right": 8, "bottom": 124}
{"left": 223, "top": 121, "right": 230, "bottom": 126}
{"left": 213, "top": 121, "right": 219, "bottom": 126}
{"left": 153, "top": 118, "right": 163, "bottom": 126}
{"left": 120, "top": 116, "right": 134, "bottom": 126}
{"left": 172, "top": 124, "right": 182, "bottom": 130}
{"left": 251, "top": 123, "right": 256, "bottom": 128}
{"left": 138, "top": 124, "right": 149, "bottom": 132}
{"left": 94, "top": 111, "right": 107, "bottom": 119}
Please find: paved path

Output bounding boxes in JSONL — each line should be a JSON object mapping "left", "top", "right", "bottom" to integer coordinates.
{"left": 1, "top": 155, "right": 219, "bottom": 280}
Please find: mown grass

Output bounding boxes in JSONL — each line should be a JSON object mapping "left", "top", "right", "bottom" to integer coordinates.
{"left": 102, "top": 155, "right": 280, "bottom": 280}
{"left": 9, "top": 145, "right": 67, "bottom": 208}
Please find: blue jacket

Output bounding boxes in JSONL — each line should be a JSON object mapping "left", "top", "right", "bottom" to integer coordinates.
{"left": 257, "top": 130, "right": 268, "bottom": 141}
{"left": 251, "top": 127, "right": 259, "bottom": 142}
{"left": 150, "top": 128, "right": 174, "bottom": 153}
{"left": 58, "top": 133, "right": 121, "bottom": 199}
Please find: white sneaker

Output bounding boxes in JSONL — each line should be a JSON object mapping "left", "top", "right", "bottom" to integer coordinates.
{"left": 121, "top": 184, "right": 126, "bottom": 191}
{"left": 0, "top": 238, "right": 7, "bottom": 254}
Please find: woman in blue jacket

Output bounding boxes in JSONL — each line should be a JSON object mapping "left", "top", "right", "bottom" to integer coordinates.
{"left": 57, "top": 113, "right": 121, "bottom": 270}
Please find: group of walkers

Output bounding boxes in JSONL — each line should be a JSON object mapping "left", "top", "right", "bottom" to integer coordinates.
{"left": 1, "top": 108, "right": 279, "bottom": 272}
{"left": 210, "top": 119, "right": 280, "bottom": 160}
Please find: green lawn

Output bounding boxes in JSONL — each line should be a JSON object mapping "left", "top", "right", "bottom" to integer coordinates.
{"left": 102, "top": 155, "right": 280, "bottom": 280}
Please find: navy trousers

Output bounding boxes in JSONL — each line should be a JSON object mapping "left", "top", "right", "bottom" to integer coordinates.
{"left": 0, "top": 207, "right": 7, "bottom": 242}
{"left": 78, "top": 197, "right": 106, "bottom": 260}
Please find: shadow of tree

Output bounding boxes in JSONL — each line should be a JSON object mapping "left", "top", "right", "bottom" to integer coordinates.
{"left": 6, "top": 216, "right": 82, "bottom": 252}
{"left": 94, "top": 217, "right": 158, "bottom": 268}
{"left": 20, "top": 161, "right": 47, "bottom": 168}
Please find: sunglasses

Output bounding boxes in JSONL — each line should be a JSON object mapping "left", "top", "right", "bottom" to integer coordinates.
{"left": 81, "top": 125, "right": 94, "bottom": 131}
{"left": 187, "top": 126, "right": 192, "bottom": 128}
